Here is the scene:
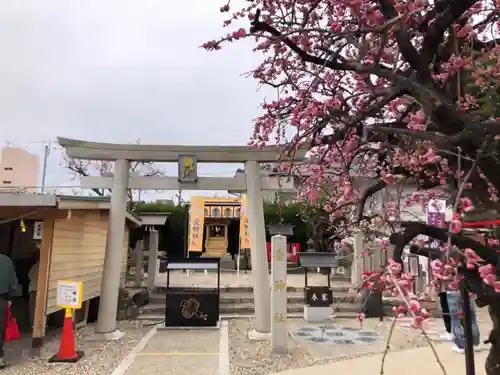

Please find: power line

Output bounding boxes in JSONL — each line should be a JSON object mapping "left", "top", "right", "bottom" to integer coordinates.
{"left": 0, "top": 185, "right": 91, "bottom": 189}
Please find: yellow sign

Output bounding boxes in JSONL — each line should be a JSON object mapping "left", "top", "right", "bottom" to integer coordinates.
{"left": 274, "top": 313, "right": 285, "bottom": 323}
{"left": 274, "top": 280, "right": 286, "bottom": 291}
{"left": 239, "top": 194, "right": 250, "bottom": 249}
{"left": 179, "top": 155, "right": 197, "bottom": 182}
{"left": 56, "top": 280, "right": 83, "bottom": 309}
{"left": 188, "top": 197, "right": 205, "bottom": 252}
{"left": 274, "top": 249, "right": 284, "bottom": 262}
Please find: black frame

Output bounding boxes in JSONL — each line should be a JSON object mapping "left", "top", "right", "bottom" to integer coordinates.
{"left": 165, "top": 257, "right": 221, "bottom": 327}
{"left": 305, "top": 286, "right": 333, "bottom": 307}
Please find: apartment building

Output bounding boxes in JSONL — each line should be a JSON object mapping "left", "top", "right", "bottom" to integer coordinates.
{"left": 0, "top": 147, "right": 40, "bottom": 193}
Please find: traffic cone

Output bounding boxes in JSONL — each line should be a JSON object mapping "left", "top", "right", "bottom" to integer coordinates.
{"left": 49, "top": 308, "right": 84, "bottom": 363}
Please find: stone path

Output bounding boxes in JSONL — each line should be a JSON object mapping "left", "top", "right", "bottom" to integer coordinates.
{"left": 112, "top": 323, "right": 228, "bottom": 375}
{"left": 396, "top": 316, "right": 447, "bottom": 340}
{"left": 269, "top": 342, "right": 490, "bottom": 375}
{"left": 396, "top": 313, "right": 490, "bottom": 341}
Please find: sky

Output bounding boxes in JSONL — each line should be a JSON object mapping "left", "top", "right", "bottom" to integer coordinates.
{"left": 0, "top": 0, "right": 271, "bottom": 201}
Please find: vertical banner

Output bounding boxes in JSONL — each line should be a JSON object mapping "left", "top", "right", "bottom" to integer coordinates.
{"left": 188, "top": 197, "right": 206, "bottom": 252}
{"left": 425, "top": 198, "right": 446, "bottom": 283}
{"left": 271, "top": 234, "right": 287, "bottom": 353}
{"left": 239, "top": 194, "right": 250, "bottom": 249}
{"left": 427, "top": 199, "right": 446, "bottom": 229}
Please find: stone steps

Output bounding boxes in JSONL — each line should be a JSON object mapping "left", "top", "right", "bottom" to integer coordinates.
{"left": 141, "top": 301, "right": 365, "bottom": 316}
{"left": 150, "top": 284, "right": 352, "bottom": 294}
{"left": 135, "top": 312, "right": 361, "bottom": 322}
{"left": 134, "top": 283, "right": 362, "bottom": 320}
{"left": 130, "top": 284, "right": 440, "bottom": 321}
{"left": 148, "top": 292, "right": 357, "bottom": 305}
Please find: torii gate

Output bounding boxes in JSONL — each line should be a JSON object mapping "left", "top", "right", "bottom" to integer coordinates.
{"left": 57, "top": 137, "right": 305, "bottom": 339}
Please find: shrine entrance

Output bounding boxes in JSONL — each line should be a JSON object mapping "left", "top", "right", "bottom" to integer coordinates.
{"left": 189, "top": 196, "right": 244, "bottom": 259}
{"left": 57, "top": 137, "right": 305, "bottom": 338}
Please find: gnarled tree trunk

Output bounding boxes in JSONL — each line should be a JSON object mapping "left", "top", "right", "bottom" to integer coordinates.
{"left": 486, "top": 300, "right": 500, "bottom": 375}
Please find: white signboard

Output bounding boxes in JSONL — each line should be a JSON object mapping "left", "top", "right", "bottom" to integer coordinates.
{"left": 427, "top": 199, "right": 446, "bottom": 214}
{"left": 33, "top": 221, "right": 43, "bottom": 240}
{"left": 56, "top": 280, "right": 83, "bottom": 309}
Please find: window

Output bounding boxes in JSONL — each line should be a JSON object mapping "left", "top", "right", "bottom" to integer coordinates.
{"left": 2, "top": 181, "right": 11, "bottom": 184}
{"left": 3, "top": 167, "right": 13, "bottom": 171}
{"left": 212, "top": 207, "right": 220, "bottom": 218}
{"left": 223, "top": 208, "right": 232, "bottom": 218}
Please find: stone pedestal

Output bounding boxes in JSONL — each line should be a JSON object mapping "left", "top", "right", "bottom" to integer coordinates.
{"left": 304, "top": 306, "right": 331, "bottom": 322}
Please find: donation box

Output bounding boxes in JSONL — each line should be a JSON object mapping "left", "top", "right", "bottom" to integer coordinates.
{"left": 165, "top": 257, "right": 221, "bottom": 328}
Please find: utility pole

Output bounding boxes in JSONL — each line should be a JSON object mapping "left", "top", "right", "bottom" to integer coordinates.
{"left": 175, "top": 189, "right": 182, "bottom": 205}
{"left": 41, "top": 141, "right": 51, "bottom": 193}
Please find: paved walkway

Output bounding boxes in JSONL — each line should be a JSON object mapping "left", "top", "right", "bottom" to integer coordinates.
{"left": 111, "top": 322, "right": 229, "bottom": 375}
{"left": 272, "top": 343, "right": 490, "bottom": 375}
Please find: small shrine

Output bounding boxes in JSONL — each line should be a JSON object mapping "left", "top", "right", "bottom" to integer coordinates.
{"left": 187, "top": 196, "right": 248, "bottom": 258}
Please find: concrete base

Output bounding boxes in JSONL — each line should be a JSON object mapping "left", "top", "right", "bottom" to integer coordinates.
{"left": 248, "top": 329, "right": 271, "bottom": 341}
{"left": 84, "top": 329, "right": 125, "bottom": 341}
{"left": 304, "top": 305, "right": 331, "bottom": 323}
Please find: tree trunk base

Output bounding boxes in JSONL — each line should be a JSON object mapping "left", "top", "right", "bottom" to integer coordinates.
{"left": 486, "top": 302, "right": 500, "bottom": 375}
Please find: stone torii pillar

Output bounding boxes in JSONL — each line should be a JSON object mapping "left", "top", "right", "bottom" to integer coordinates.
{"left": 96, "top": 159, "right": 129, "bottom": 339}
{"left": 245, "top": 160, "right": 271, "bottom": 337}
{"left": 351, "top": 231, "right": 364, "bottom": 287}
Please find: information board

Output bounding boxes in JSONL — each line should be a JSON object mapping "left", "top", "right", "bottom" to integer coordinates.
{"left": 56, "top": 280, "right": 83, "bottom": 309}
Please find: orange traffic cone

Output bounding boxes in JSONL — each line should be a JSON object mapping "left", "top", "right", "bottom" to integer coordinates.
{"left": 49, "top": 308, "right": 84, "bottom": 363}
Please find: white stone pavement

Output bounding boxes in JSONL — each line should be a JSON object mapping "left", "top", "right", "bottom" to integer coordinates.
{"left": 272, "top": 343, "right": 490, "bottom": 375}
{"left": 111, "top": 322, "right": 229, "bottom": 375}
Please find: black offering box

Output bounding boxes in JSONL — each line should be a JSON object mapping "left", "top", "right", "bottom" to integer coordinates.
{"left": 165, "top": 257, "right": 220, "bottom": 327}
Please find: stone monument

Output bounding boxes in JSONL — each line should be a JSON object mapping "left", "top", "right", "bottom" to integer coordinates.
{"left": 271, "top": 235, "right": 288, "bottom": 353}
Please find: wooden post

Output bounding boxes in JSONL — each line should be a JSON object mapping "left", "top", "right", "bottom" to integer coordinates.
{"left": 134, "top": 240, "right": 144, "bottom": 287}
{"left": 32, "top": 218, "right": 55, "bottom": 349}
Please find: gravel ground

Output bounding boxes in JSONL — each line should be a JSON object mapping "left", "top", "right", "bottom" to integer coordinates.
{"left": 229, "top": 309, "right": 493, "bottom": 375}
{"left": 1, "top": 321, "right": 150, "bottom": 375}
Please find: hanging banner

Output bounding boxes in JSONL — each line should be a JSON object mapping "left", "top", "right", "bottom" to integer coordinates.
{"left": 425, "top": 198, "right": 447, "bottom": 283}
{"left": 427, "top": 199, "right": 446, "bottom": 228}
{"left": 239, "top": 194, "right": 250, "bottom": 249}
{"left": 427, "top": 198, "right": 446, "bottom": 247}
{"left": 188, "top": 197, "right": 206, "bottom": 252}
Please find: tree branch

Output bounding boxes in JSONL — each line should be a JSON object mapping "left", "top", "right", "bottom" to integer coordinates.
{"left": 390, "top": 222, "right": 499, "bottom": 266}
